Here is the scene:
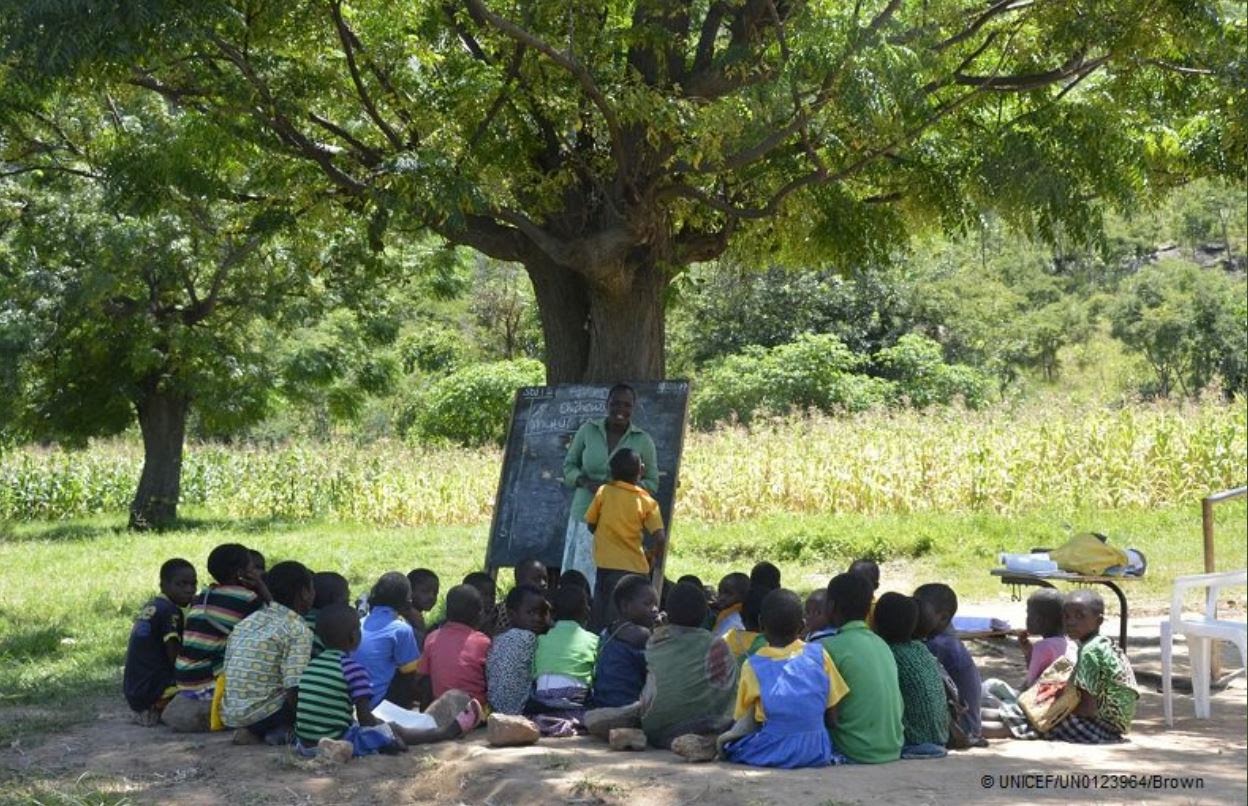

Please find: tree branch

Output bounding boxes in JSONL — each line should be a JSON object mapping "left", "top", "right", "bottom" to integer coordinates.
{"left": 955, "top": 53, "right": 1109, "bottom": 92}
{"left": 308, "top": 113, "right": 382, "bottom": 166}
{"left": 330, "top": 0, "right": 405, "bottom": 150}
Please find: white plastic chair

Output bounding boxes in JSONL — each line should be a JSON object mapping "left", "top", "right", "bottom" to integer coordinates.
{"left": 1161, "top": 570, "right": 1248, "bottom": 726}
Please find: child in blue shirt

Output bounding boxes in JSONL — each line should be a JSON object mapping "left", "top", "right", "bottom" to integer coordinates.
{"left": 124, "top": 558, "right": 198, "bottom": 725}
{"left": 352, "top": 572, "right": 422, "bottom": 708}
{"left": 591, "top": 574, "right": 659, "bottom": 708}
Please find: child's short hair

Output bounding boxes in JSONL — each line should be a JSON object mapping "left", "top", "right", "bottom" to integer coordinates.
{"left": 249, "top": 549, "right": 267, "bottom": 574}
{"left": 558, "top": 570, "right": 592, "bottom": 599}
{"left": 612, "top": 574, "right": 653, "bottom": 611}
{"left": 267, "top": 561, "right": 313, "bottom": 609}
{"left": 369, "top": 572, "right": 412, "bottom": 610}
{"left": 913, "top": 583, "right": 958, "bottom": 619}
{"left": 848, "top": 559, "right": 880, "bottom": 590}
{"left": 160, "top": 558, "right": 195, "bottom": 585}
{"left": 741, "top": 586, "right": 768, "bottom": 631}
{"left": 445, "top": 584, "right": 483, "bottom": 625}
{"left": 552, "top": 584, "right": 589, "bottom": 622}
{"left": 462, "top": 571, "right": 495, "bottom": 591}
{"left": 609, "top": 448, "right": 642, "bottom": 482}
{"left": 206, "top": 543, "right": 252, "bottom": 584}
{"left": 873, "top": 592, "right": 918, "bottom": 645}
{"left": 315, "top": 603, "right": 360, "bottom": 650}
{"left": 718, "top": 572, "right": 750, "bottom": 600}
{"left": 760, "top": 589, "right": 804, "bottom": 640}
{"left": 505, "top": 584, "right": 545, "bottom": 613}
{"left": 312, "top": 571, "right": 350, "bottom": 609}
{"left": 827, "top": 573, "right": 873, "bottom": 621}
{"left": 514, "top": 558, "right": 546, "bottom": 585}
{"left": 1066, "top": 588, "right": 1104, "bottom": 615}
{"left": 1027, "top": 588, "right": 1065, "bottom": 636}
{"left": 750, "top": 562, "right": 781, "bottom": 592}
{"left": 913, "top": 596, "right": 936, "bottom": 640}
{"left": 676, "top": 574, "right": 704, "bottom": 590}
{"left": 408, "top": 568, "right": 439, "bottom": 589}
{"left": 666, "top": 582, "right": 709, "bottom": 628}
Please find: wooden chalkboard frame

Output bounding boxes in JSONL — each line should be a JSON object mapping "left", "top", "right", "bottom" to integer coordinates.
{"left": 485, "top": 381, "right": 690, "bottom": 584}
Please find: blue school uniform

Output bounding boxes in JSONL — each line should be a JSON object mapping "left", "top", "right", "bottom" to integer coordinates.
{"left": 724, "top": 642, "right": 839, "bottom": 769}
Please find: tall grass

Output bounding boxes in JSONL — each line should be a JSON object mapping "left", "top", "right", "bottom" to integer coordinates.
{"left": 1, "top": 399, "right": 1243, "bottom": 524}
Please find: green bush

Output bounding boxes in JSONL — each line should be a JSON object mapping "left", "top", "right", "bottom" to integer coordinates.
{"left": 415, "top": 358, "right": 545, "bottom": 445}
{"left": 875, "top": 333, "right": 992, "bottom": 408}
{"left": 691, "top": 333, "right": 893, "bottom": 427}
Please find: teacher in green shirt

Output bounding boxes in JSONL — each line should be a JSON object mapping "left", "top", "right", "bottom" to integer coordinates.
{"left": 561, "top": 384, "right": 660, "bottom": 598}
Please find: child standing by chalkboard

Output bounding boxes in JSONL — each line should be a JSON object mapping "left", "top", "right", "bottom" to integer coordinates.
{"left": 584, "top": 449, "right": 666, "bottom": 631}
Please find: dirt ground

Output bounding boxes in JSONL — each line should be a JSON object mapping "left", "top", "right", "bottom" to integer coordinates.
{"left": 3, "top": 617, "right": 1244, "bottom": 806}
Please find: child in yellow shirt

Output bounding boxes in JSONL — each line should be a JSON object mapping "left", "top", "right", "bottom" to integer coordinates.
{"left": 585, "top": 449, "right": 666, "bottom": 631}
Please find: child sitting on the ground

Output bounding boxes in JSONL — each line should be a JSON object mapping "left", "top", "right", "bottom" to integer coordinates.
{"left": 584, "top": 449, "right": 666, "bottom": 631}
{"left": 981, "top": 589, "right": 1073, "bottom": 719}
{"left": 819, "top": 573, "right": 904, "bottom": 763}
{"left": 461, "top": 572, "right": 501, "bottom": 637}
{"left": 529, "top": 584, "right": 599, "bottom": 722}
{"left": 222, "top": 561, "right": 316, "bottom": 745}
{"left": 1047, "top": 590, "right": 1139, "bottom": 743}
{"left": 417, "top": 584, "right": 492, "bottom": 710}
{"left": 873, "top": 592, "right": 948, "bottom": 758}
{"left": 306, "top": 572, "right": 350, "bottom": 657}
{"left": 354, "top": 572, "right": 422, "bottom": 709}
{"left": 719, "top": 589, "right": 848, "bottom": 768}
{"left": 750, "top": 562, "right": 781, "bottom": 593}
{"left": 165, "top": 543, "right": 269, "bottom": 732}
{"left": 124, "top": 558, "right": 198, "bottom": 726}
{"left": 915, "top": 582, "right": 985, "bottom": 747}
{"left": 492, "top": 559, "right": 549, "bottom": 635}
{"left": 804, "top": 589, "right": 835, "bottom": 642}
{"left": 591, "top": 575, "right": 659, "bottom": 708}
{"left": 849, "top": 559, "right": 881, "bottom": 626}
{"left": 405, "top": 568, "right": 439, "bottom": 648}
{"left": 295, "top": 604, "right": 477, "bottom": 759}
{"left": 712, "top": 573, "right": 750, "bottom": 638}
{"left": 724, "top": 586, "right": 767, "bottom": 664}
{"left": 639, "top": 581, "right": 739, "bottom": 748}
{"left": 487, "top": 585, "right": 549, "bottom": 715}
{"left": 558, "top": 569, "right": 593, "bottom": 603}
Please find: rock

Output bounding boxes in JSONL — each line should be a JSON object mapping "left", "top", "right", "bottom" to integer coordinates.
{"left": 607, "top": 727, "right": 647, "bottom": 751}
{"left": 160, "top": 695, "right": 211, "bottom": 733}
{"left": 670, "top": 733, "right": 718, "bottom": 762}
{"left": 584, "top": 703, "right": 642, "bottom": 740}
{"left": 487, "top": 713, "right": 541, "bottom": 747}
{"left": 317, "top": 737, "right": 354, "bottom": 764}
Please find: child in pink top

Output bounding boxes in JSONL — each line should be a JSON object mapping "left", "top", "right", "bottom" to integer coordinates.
{"left": 1020, "top": 589, "right": 1072, "bottom": 686}
{"left": 417, "top": 584, "right": 492, "bottom": 709}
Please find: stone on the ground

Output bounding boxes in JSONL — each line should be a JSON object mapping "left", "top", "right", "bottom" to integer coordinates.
{"left": 317, "top": 737, "right": 354, "bottom": 764}
{"left": 583, "top": 703, "right": 642, "bottom": 740}
{"left": 487, "top": 713, "right": 541, "bottom": 747}
{"left": 160, "top": 695, "right": 211, "bottom": 733}
{"left": 608, "top": 727, "right": 647, "bottom": 751}
{"left": 670, "top": 733, "right": 718, "bottom": 762}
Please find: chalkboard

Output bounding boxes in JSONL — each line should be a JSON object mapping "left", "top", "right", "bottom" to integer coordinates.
{"left": 486, "top": 381, "right": 690, "bottom": 573}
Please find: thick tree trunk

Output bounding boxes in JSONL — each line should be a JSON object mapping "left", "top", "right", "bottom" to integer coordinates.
{"left": 129, "top": 385, "right": 190, "bottom": 530}
{"left": 526, "top": 251, "right": 669, "bottom": 383}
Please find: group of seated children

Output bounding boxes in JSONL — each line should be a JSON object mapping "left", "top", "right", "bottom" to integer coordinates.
{"left": 125, "top": 545, "right": 1138, "bottom": 766}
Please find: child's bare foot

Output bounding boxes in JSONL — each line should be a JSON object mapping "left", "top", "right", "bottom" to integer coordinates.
{"left": 387, "top": 724, "right": 409, "bottom": 752}
{"left": 454, "top": 699, "right": 484, "bottom": 735}
{"left": 231, "top": 728, "right": 262, "bottom": 745}
{"left": 130, "top": 708, "right": 161, "bottom": 727}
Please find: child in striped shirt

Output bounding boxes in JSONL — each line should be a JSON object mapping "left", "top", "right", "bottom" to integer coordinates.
{"left": 297, "top": 604, "right": 480, "bottom": 759}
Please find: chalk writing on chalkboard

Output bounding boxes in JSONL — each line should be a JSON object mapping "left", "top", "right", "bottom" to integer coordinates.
{"left": 486, "top": 382, "right": 690, "bottom": 573}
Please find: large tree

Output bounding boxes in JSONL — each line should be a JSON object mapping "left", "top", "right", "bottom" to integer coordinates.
{"left": 1, "top": 1, "right": 1241, "bottom": 383}
{"left": 0, "top": 91, "right": 394, "bottom": 527}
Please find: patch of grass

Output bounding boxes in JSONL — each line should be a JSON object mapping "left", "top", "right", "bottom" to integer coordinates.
{"left": 540, "top": 752, "right": 573, "bottom": 771}
{"left": 0, "top": 772, "right": 141, "bottom": 806}
{"left": 569, "top": 775, "right": 627, "bottom": 799}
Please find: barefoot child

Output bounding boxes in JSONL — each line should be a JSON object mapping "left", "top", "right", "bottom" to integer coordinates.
{"left": 487, "top": 585, "right": 549, "bottom": 715}
{"left": 354, "top": 573, "right": 422, "bottom": 708}
{"left": 529, "top": 584, "right": 598, "bottom": 727}
{"left": 417, "top": 584, "right": 492, "bottom": 710}
{"left": 124, "top": 558, "right": 197, "bottom": 726}
{"left": 719, "top": 589, "right": 849, "bottom": 768}
{"left": 915, "top": 582, "right": 984, "bottom": 746}
{"left": 981, "top": 589, "right": 1073, "bottom": 719}
{"left": 1047, "top": 590, "right": 1138, "bottom": 743}
{"left": 296, "top": 604, "right": 474, "bottom": 759}
{"left": 584, "top": 449, "right": 667, "bottom": 631}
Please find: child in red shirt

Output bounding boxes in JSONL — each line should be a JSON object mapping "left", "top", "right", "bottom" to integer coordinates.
{"left": 417, "top": 584, "right": 492, "bottom": 711}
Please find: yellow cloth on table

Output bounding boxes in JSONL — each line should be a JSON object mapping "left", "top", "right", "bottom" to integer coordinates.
{"left": 1050, "top": 533, "right": 1128, "bottom": 575}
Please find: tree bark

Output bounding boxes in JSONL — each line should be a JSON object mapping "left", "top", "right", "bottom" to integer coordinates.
{"left": 129, "top": 383, "right": 190, "bottom": 530}
{"left": 525, "top": 249, "right": 669, "bottom": 384}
